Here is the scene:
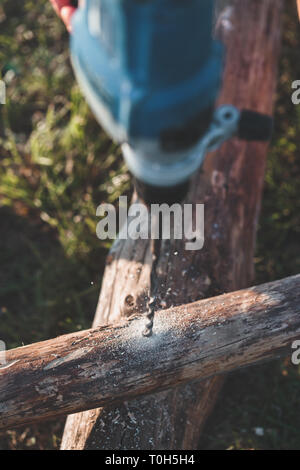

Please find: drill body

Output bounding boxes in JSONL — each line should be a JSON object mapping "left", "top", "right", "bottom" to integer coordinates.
{"left": 71, "top": 0, "right": 223, "bottom": 198}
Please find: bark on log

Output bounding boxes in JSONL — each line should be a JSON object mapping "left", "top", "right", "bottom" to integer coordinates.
{"left": 0, "top": 275, "right": 299, "bottom": 433}
{"left": 61, "top": 0, "right": 283, "bottom": 450}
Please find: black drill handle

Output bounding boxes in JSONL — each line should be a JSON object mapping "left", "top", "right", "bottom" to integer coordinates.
{"left": 238, "top": 109, "right": 273, "bottom": 142}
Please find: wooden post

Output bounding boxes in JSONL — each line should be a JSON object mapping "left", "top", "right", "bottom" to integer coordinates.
{"left": 61, "top": 0, "right": 283, "bottom": 450}
{"left": 0, "top": 275, "right": 299, "bottom": 432}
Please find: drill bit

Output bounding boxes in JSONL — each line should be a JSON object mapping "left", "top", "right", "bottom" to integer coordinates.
{"left": 143, "top": 208, "right": 163, "bottom": 338}
{"left": 143, "top": 237, "right": 161, "bottom": 337}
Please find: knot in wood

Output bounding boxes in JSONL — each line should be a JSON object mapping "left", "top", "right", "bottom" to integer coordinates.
{"left": 124, "top": 295, "right": 135, "bottom": 308}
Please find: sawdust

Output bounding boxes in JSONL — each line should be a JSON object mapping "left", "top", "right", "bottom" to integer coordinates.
{"left": 111, "top": 310, "right": 182, "bottom": 358}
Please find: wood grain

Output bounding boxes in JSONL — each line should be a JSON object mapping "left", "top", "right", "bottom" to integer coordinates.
{"left": 0, "top": 275, "right": 299, "bottom": 433}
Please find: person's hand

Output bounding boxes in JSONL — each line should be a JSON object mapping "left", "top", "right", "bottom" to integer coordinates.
{"left": 50, "top": 0, "right": 77, "bottom": 33}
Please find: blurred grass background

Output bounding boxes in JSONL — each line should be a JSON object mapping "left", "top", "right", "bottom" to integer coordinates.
{"left": 0, "top": 0, "right": 299, "bottom": 450}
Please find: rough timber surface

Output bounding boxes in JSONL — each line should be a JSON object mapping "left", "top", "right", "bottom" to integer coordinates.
{"left": 61, "top": 0, "right": 283, "bottom": 450}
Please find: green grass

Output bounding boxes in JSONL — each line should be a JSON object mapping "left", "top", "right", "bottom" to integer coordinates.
{"left": 0, "top": 0, "right": 299, "bottom": 450}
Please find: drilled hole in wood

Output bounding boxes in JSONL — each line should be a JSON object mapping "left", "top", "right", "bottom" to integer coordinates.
{"left": 125, "top": 295, "right": 135, "bottom": 307}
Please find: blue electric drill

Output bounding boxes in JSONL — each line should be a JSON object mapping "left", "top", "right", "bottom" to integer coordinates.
{"left": 70, "top": 0, "right": 272, "bottom": 335}
{"left": 70, "top": 0, "right": 272, "bottom": 205}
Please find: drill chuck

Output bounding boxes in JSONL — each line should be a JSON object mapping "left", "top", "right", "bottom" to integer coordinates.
{"left": 134, "top": 178, "right": 191, "bottom": 206}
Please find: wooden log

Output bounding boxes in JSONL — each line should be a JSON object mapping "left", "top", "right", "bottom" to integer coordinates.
{"left": 0, "top": 275, "right": 299, "bottom": 433}
{"left": 61, "top": 0, "right": 283, "bottom": 450}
